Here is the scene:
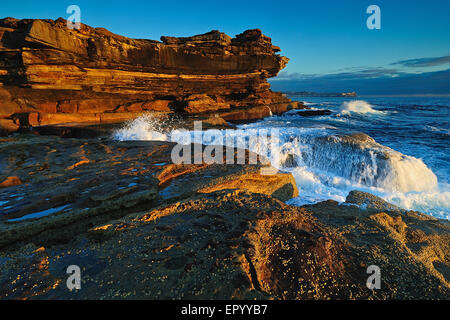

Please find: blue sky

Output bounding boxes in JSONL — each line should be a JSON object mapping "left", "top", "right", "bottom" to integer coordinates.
{"left": 1, "top": 0, "right": 449, "bottom": 94}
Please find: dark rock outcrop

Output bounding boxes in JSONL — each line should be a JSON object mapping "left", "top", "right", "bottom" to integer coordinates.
{"left": 0, "top": 18, "right": 302, "bottom": 133}
{"left": 291, "top": 109, "right": 333, "bottom": 117}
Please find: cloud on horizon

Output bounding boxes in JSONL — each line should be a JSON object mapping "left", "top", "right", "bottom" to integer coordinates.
{"left": 269, "top": 68, "right": 450, "bottom": 95}
{"left": 270, "top": 55, "right": 450, "bottom": 94}
{"left": 273, "top": 67, "right": 402, "bottom": 82}
{"left": 391, "top": 55, "right": 450, "bottom": 68}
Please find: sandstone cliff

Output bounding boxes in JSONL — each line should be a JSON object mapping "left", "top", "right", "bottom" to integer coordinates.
{"left": 0, "top": 17, "right": 300, "bottom": 134}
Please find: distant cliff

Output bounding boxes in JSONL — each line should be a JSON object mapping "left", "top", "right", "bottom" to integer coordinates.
{"left": 283, "top": 91, "right": 357, "bottom": 97}
{"left": 0, "top": 18, "right": 300, "bottom": 134}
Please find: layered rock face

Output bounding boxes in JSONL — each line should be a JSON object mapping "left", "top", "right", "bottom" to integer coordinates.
{"left": 0, "top": 18, "right": 299, "bottom": 133}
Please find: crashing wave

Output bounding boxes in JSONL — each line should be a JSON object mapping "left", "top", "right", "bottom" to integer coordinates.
{"left": 277, "top": 133, "right": 437, "bottom": 193}
{"left": 339, "top": 100, "right": 386, "bottom": 115}
{"left": 112, "top": 114, "right": 180, "bottom": 142}
{"left": 112, "top": 115, "right": 445, "bottom": 217}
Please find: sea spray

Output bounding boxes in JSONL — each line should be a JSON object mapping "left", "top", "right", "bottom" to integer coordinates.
{"left": 288, "top": 133, "right": 438, "bottom": 193}
{"left": 114, "top": 116, "right": 437, "bottom": 193}
{"left": 339, "top": 100, "right": 386, "bottom": 115}
{"left": 113, "top": 114, "right": 169, "bottom": 141}
{"left": 112, "top": 113, "right": 447, "bottom": 219}
{"left": 113, "top": 113, "right": 186, "bottom": 142}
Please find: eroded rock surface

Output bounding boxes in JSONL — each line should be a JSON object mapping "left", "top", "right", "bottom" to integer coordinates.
{"left": 0, "top": 135, "right": 448, "bottom": 300}
{"left": 0, "top": 135, "right": 293, "bottom": 248}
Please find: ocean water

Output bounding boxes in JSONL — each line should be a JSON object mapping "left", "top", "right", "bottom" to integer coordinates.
{"left": 113, "top": 96, "right": 450, "bottom": 220}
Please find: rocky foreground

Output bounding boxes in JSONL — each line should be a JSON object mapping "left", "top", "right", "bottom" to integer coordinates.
{"left": 0, "top": 133, "right": 448, "bottom": 300}
{"left": 0, "top": 18, "right": 303, "bottom": 135}
{"left": 0, "top": 17, "right": 448, "bottom": 300}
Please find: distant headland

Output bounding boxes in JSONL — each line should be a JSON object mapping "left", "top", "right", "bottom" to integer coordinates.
{"left": 283, "top": 91, "right": 357, "bottom": 97}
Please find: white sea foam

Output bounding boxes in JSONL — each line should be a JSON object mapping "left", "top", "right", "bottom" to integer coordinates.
{"left": 301, "top": 101, "right": 319, "bottom": 106}
{"left": 112, "top": 115, "right": 448, "bottom": 219}
{"left": 424, "top": 125, "right": 450, "bottom": 135}
{"left": 286, "top": 164, "right": 449, "bottom": 220}
{"left": 339, "top": 100, "right": 386, "bottom": 115}
{"left": 262, "top": 131, "right": 447, "bottom": 219}
{"left": 258, "top": 133, "right": 438, "bottom": 193}
{"left": 113, "top": 114, "right": 169, "bottom": 141}
{"left": 385, "top": 187, "right": 450, "bottom": 220}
